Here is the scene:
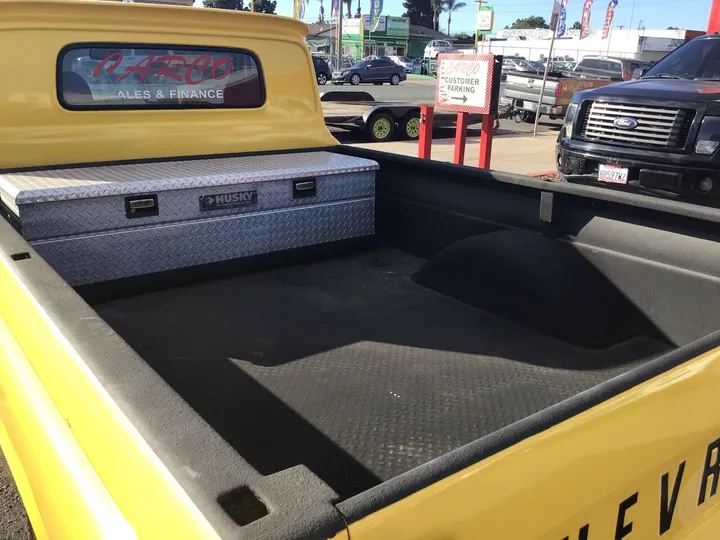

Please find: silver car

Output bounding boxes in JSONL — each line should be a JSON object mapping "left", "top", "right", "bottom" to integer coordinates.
{"left": 388, "top": 55, "right": 416, "bottom": 73}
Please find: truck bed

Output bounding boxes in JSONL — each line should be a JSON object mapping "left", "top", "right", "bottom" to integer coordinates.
{"left": 8, "top": 147, "right": 720, "bottom": 539}
{"left": 94, "top": 246, "right": 669, "bottom": 500}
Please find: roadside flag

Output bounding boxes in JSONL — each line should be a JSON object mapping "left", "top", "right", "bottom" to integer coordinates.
{"left": 331, "top": 0, "right": 340, "bottom": 18}
{"left": 579, "top": 0, "right": 593, "bottom": 40}
{"left": 293, "top": 0, "right": 303, "bottom": 19}
{"left": 371, "top": 0, "right": 383, "bottom": 31}
{"left": 602, "top": 0, "right": 619, "bottom": 39}
{"left": 557, "top": 0, "right": 569, "bottom": 38}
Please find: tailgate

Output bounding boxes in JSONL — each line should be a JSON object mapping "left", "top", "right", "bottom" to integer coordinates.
{"left": 504, "top": 73, "right": 559, "bottom": 107}
{"left": 341, "top": 344, "right": 720, "bottom": 539}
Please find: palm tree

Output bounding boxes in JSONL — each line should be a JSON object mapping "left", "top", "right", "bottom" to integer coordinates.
{"left": 317, "top": 0, "right": 324, "bottom": 23}
{"left": 443, "top": 0, "right": 467, "bottom": 36}
{"left": 430, "top": 0, "right": 442, "bottom": 31}
{"left": 343, "top": 0, "right": 352, "bottom": 18}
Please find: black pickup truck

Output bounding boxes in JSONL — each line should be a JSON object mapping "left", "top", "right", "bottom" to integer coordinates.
{"left": 557, "top": 33, "right": 720, "bottom": 207}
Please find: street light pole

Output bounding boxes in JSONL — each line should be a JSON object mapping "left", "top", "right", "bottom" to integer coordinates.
{"left": 337, "top": 4, "right": 343, "bottom": 71}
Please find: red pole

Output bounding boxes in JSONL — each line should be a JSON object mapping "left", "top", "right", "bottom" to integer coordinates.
{"left": 479, "top": 114, "right": 495, "bottom": 169}
{"left": 418, "top": 105, "right": 434, "bottom": 160}
{"left": 709, "top": 0, "right": 720, "bottom": 33}
{"left": 453, "top": 112, "right": 469, "bottom": 165}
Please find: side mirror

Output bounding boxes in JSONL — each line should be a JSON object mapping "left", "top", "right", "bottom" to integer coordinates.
{"left": 632, "top": 67, "right": 648, "bottom": 79}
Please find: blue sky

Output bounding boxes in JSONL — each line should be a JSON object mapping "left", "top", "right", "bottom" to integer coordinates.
{"left": 195, "top": 0, "right": 712, "bottom": 35}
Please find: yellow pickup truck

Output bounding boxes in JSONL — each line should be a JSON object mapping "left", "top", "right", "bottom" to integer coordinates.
{"left": 2, "top": 1, "right": 720, "bottom": 539}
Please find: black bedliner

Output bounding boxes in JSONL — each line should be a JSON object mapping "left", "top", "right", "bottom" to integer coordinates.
{"left": 94, "top": 246, "right": 670, "bottom": 500}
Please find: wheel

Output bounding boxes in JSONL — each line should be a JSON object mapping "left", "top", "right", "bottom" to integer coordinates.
{"left": 350, "top": 74, "right": 361, "bottom": 85}
{"left": 400, "top": 112, "right": 421, "bottom": 140}
{"left": 317, "top": 72, "right": 328, "bottom": 85}
{"left": 522, "top": 111, "right": 537, "bottom": 124}
{"left": 366, "top": 113, "right": 396, "bottom": 143}
{"left": 390, "top": 74, "right": 401, "bottom": 85}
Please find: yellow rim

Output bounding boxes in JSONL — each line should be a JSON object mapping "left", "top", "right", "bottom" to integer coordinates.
{"left": 406, "top": 117, "right": 420, "bottom": 138}
{"left": 373, "top": 118, "right": 392, "bottom": 140}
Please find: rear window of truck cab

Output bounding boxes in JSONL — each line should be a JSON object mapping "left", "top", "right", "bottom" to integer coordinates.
{"left": 58, "top": 44, "right": 265, "bottom": 110}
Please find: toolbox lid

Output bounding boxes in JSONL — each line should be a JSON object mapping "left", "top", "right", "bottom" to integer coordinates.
{"left": 0, "top": 151, "right": 378, "bottom": 210}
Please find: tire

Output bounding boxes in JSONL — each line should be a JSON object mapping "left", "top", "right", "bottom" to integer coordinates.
{"left": 521, "top": 111, "right": 536, "bottom": 124}
{"left": 390, "top": 74, "right": 401, "bottom": 85}
{"left": 317, "top": 72, "right": 328, "bottom": 85}
{"left": 400, "top": 112, "right": 421, "bottom": 140}
{"left": 366, "top": 112, "right": 396, "bottom": 143}
{"left": 350, "top": 74, "right": 361, "bottom": 85}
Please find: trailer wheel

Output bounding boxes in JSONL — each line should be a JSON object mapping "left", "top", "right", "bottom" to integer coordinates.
{"left": 400, "top": 112, "right": 421, "bottom": 140}
{"left": 366, "top": 113, "right": 396, "bottom": 143}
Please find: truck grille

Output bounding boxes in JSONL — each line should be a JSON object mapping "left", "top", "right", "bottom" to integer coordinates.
{"left": 579, "top": 102, "right": 695, "bottom": 149}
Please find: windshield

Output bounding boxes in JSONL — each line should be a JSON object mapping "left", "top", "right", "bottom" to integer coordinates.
{"left": 516, "top": 60, "right": 534, "bottom": 69}
{"left": 644, "top": 38, "right": 720, "bottom": 80}
{"left": 399, "top": 56, "right": 412, "bottom": 62}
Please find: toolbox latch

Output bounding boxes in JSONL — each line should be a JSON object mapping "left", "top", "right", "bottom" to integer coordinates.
{"left": 293, "top": 178, "right": 317, "bottom": 198}
{"left": 125, "top": 195, "right": 159, "bottom": 218}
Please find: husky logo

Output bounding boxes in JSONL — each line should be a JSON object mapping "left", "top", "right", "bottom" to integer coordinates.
{"left": 200, "top": 190, "right": 258, "bottom": 211}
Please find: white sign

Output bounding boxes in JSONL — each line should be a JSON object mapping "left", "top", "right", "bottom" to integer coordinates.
{"left": 343, "top": 18, "right": 363, "bottom": 36}
{"left": 363, "top": 14, "right": 386, "bottom": 32}
{"left": 435, "top": 54, "right": 495, "bottom": 114}
{"left": 476, "top": 9, "right": 494, "bottom": 31}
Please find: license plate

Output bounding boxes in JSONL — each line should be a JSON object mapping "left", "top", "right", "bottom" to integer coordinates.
{"left": 598, "top": 164, "right": 629, "bottom": 184}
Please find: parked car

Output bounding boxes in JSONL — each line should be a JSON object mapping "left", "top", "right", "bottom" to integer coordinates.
{"left": 573, "top": 56, "right": 653, "bottom": 81}
{"left": 332, "top": 58, "right": 407, "bottom": 85}
{"left": 424, "top": 40, "right": 455, "bottom": 59}
{"left": 501, "top": 58, "right": 542, "bottom": 79}
{"left": 389, "top": 55, "right": 416, "bottom": 73}
{"left": 312, "top": 55, "right": 331, "bottom": 85}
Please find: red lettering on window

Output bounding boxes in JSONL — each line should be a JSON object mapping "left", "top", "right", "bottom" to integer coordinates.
{"left": 210, "top": 56, "right": 233, "bottom": 81}
{"left": 91, "top": 51, "right": 240, "bottom": 86}
{"left": 116, "top": 55, "right": 156, "bottom": 82}
{"left": 185, "top": 54, "right": 212, "bottom": 85}
{"left": 153, "top": 55, "right": 186, "bottom": 82}
{"left": 92, "top": 51, "right": 123, "bottom": 79}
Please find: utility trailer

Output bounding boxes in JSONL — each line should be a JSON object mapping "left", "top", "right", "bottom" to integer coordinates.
{"left": 320, "top": 91, "right": 480, "bottom": 142}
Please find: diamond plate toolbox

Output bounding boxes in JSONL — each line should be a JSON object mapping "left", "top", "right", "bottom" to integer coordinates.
{"left": 0, "top": 151, "right": 378, "bottom": 285}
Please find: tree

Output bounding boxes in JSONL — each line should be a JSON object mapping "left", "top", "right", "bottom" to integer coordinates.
{"left": 443, "top": 0, "right": 466, "bottom": 36}
{"left": 667, "top": 26, "right": 679, "bottom": 30}
{"left": 343, "top": 0, "right": 352, "bottom": 18}
{"left": 402, "top": 0, "right": 434, "bottom": 29}
{"left": 572, "top": 21, "right": 582, "bottom": 30}
{"left": 509, "top": 16, "right": 548, "bottom": 29}
{"left": 203, "top": 0, "right": 276, "bottom": 13}
{"left": 317, "top": 0, "right": 325, "bottom": 23}
{"left": 355, "top": 0, "right": 361, "bottom": 18}
{"left": 454, "top": 31, "right": 471, "bottom": 39}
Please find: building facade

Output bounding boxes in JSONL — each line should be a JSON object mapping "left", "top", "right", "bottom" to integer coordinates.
{"left": 476, "top": 28, "right": 704, "bottom": 63}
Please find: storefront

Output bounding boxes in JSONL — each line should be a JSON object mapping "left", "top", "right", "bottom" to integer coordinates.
{"left": 341, "top": 15, "right": 410, "bottom": 61}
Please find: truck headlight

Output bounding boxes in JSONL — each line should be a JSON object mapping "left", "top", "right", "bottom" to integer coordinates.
{"left": 695, "top": 116, "right": 720, "bottom": 155}
{"left": 563, "top": 102, "right": 579, "bottom": 138}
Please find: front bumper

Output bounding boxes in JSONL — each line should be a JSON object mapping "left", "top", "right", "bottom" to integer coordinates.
{"left": 331, "top": 72, "right": 351, "bottom": 82}
{"left": 556, "top": 144, "right": 720, "bottom": 203}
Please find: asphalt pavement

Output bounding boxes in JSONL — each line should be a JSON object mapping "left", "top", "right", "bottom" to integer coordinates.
{"left": 320, "top": 77, "right": 439, "bottom": 102}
